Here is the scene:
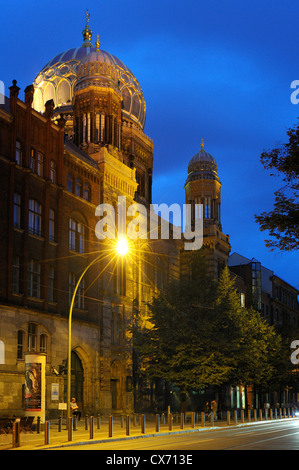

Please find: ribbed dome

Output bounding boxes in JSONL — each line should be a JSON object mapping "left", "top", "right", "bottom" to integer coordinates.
{"left": 186, "top": 140, "right": 219, "bottom": 183}
{"left": 33, "top": 25, "right": 146, "bottom": 129}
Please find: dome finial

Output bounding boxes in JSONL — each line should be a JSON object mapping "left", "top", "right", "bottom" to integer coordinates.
{"left": 201, "top": 138, "right": 204, "bottom": 149}
{"left": 95, "top": 34, "right": 100, "bottom": 50}
{"left": 82, "top": 8, "right": 92, "bottom": 47}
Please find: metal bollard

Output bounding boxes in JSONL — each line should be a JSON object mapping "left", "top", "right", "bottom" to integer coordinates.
{"left": 85, "top": 415, "right": 89, "bottom": 430}
{"left": 97, "top": 415, "right": 101, "bottom": 429}
{"left": 180, "top": 413, "right": 184, "bottom": 429}
{"left": 259, "top": 409, "right": 263, "bottom": 420}
{"left": 12, "top": 420, "right": 20, "bottom": 448}
{"left": 234, "top": 410, "right": 238, "bottom": 425}
{"left": 191, "top": 412, "right": 195, "bottom": 428}
{"left": 44, "top": 421, "right": 50, "bottom": 445}
{"left": 58, "top": 416, "right": 62, "bottom": 432}
{"left": 248, "top": 410, "right": 251, "bottom": 422}
{"left": 210, "top": 411, "right": 214, "bottom": 426}
{"left": 89, "top": 416, "right": 94, "bottom": 439}
{"left": 155, "top": 414, "right": 160, "bottom": 432}
{"left": 201, "top": 411, "right": 205, "bottom": 427}
{"left": 68, "top": 417, "right": 73, "bottom": 441}
{"left": 241, "top": 410, "right": 244, "bottom": 423}
{"left": 227, "top": 410, "right": 230, "bottom": 425}
{"left": 141, "top": 414, "right": 146, "bottom": 434}
{"left": 109, "top": 415, "right": 113, "bottom": 437}
{"left": 253, "top": 409, "right": 257, "bottom": 421}
{"left": 126, "top": 415, "right": 130, "bottom": 436}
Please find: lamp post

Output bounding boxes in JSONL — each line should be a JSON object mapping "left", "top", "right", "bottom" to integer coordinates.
{"left": 66, "top": 237, "right": 129, "bottom": 420}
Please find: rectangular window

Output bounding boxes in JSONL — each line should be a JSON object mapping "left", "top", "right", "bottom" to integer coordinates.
{"left": 68, "top": 272, "right": 76, "bottom": 306}
{"left": 16, "top": 141, "right": 22, "bottom": 165}
{"left": 37, "top": 152, "right": 43, "bottom": 177}
{"left": 48, "top": 266, "right": 55, "bottom": 302}
{"left": 77, "top": 278, "right": 85, "bottom": 309}
{"left": 13, "top": 192, "right": 21, "bottom": 228}
{"left": 28, "top": 259, "right": 41, "bottom": 298}
{"left": 17, "top": 330, "right": 24, "bottom": 359}
{"left": 28, "top": 323, "right": 37, "bottom": 351}
{"left": 69, "top": 218, "right": 85, "bottom": 253}
{"left": 28, "top": 199, "right": 42, "bottom": 236}
{"left": 30, "top": 148, "right": 36, "bottom": 172}
{"left": 204, "top": 197, "right": 212, "bottom": 218}
{"left": 40, "top": 334, "right": 47, "bottom": 354}
{"left": 49, "top": 209, "right": 55, "bottom": 242}
{"left": 50, "top": 160, "right": 56, "bottom": 183}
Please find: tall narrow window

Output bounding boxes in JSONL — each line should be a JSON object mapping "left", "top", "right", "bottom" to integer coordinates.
{"left": 67, "top": 173, "right": 73, "bottom": 192}
{"left": 76, "top": 178, "right": 82, "bottom": 197}
{"left": 28, "top": 259, "right": 41, "bottom": 298}
{"left": 12, "top": 255, "right": 20, "bottom": 294}
{"left": 69, "top": 218, "right": 85, "bottom": 253}
{"left": 16, "top": 141, "right": 22, "bottom": 165}
{"left": 30, "top": 149, "right": 36, "bottom": 172}
{"left": 13, "top": 192, "right": 21, "bottom": 228}
{"left": 48, "top": 266, "right": 55, "bottom": 302}
{"left": 40, "top": 334, "right": 47, "bottom": 354}
{"left": 204, "top": 197, "right": 212, "bottom": 219}
{"left": 77, "top": 278, "right": 85, "bottom": 310}
{"left": 37, "top": 152, "right": 43, "bottom": 177}
{"left": 84, "top": 182, "right": 90, "bottom": 201}
{"left": 28, "top": 199, "right": 42, "bottom": 236}
{"left": 49, "top": 209, "right": 55, "bottom": 242}
{"left": 50, "top": 160, "right": 56, "bottom": 183}
{"left": 28, "top": 323, "right": 37, "bottom": 351}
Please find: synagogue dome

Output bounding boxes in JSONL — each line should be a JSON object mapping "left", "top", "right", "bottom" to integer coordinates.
{"left": 186, "top": 139, "right": 220, "bottom": 183}
{"left": 32, "top": 13, "right": 146, "bottom": 129}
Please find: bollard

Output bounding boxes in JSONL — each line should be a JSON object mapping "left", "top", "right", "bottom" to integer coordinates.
{"left": 68, "top": 417, "right": 73, "bottom": 441}
{"left": 89, "top": 416, "right": 94, "bottom": 439}
{"left": 73, "top": 416, "right": 77, "bottom": 431}
{"left": 168, "top": 413, "right": 172, "bottom": 431}
{"left": 126, "top": 415, "right": 130, "bottom": 436}
{"left": 210, "top": 411, "right": 214, "bottom": 426}
{"left": 201, "top": 411, "right": 205, "bottom": 427}
{"left": 37, "top": 416, "right": 41, "bottom": 434}
{"left": 180, "top": 413, "right": 184, "bottom": 429}
{"left": 85, "top": 415, "right": 89, "bottom": 430}
{"left": 234, "top": 410, "right": 238, "bottom": 425}
{"left": 253, "top": 409, "right": 257, "bottom": 421}
{"left": 121, "top": 415, "right": 124, "bottom": 428}
{"left": 44, "top": 421, "right": 50, "bottom": 445}
{"left": 141, "top": 414, "right": 146, "bottom": 434}
{"left": 241, "top": 410, "right": 244, "bottom": 423}
{"left": 191, "top": 412, "right": 195, "bottom": 429}
{"left": 259, "top": 409, "right": 263, "bottom": 421}
{"left": 227, "top": 411, "right": 230, "bottom": 425}
{"left": 109, "top": 415, "right": 113, "bottom": 437}
{"left": 97, "top": 415, "right": 101, "bottom": 429}
{"left": 248, "top": 410, "right": 251, "bottom": 422}
{"left": 12, "top": 420, "right": 20, "bottom": 448}
{"left": 155, "top": 414, "right": 160, "bottom": 432}
{"left": 58, "top": 416, "right": 62, "bottom": 432}
{"left": 269, "top": 409, "right": 272, "bottom": 420}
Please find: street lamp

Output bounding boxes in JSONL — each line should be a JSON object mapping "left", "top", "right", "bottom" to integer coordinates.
{"left": 66, "top": 237, "right": 129, "bottom": 420}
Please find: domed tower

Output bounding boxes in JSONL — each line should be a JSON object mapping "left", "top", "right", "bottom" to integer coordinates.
{"left": 32, "top": 11, "right": 153, "bottom": 206}
{"left": 183, "top": 139, "right": 230, "bottom": 278}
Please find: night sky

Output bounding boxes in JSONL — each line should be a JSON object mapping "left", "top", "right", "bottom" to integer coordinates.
{"left": 1, "top": 0, "right": 298, "bottom": 288}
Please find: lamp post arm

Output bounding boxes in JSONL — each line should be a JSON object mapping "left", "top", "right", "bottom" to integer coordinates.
{"left": 67, "top": 253, "right": 101, "bottom": 419}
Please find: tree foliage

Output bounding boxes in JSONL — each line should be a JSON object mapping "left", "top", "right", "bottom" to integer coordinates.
{"left": 133, "top": 254, "right": 284, "bottom": 394}
{"left": 255, "top": 120, "right": 299, "bottom": 251}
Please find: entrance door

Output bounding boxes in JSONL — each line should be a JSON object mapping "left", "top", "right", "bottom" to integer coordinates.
{"left": 64, "top": 351, "right": 84, "bottom": 412}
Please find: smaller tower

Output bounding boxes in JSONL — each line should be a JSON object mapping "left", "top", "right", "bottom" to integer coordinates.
{"left": 183, "top": 139, "right": 230, "bottom": 278}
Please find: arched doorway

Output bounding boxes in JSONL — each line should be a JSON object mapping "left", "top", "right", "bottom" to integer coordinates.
{"left": 110, "top": 359, "right": 123, "bottom": 411}
{"left": 64, "top": 351, "right": 84, "bottom": 412}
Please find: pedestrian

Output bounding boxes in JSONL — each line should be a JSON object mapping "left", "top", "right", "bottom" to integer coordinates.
{"left": 204, "top": 401, "right": 210, "bottom": 418}
{"left": 70, "top": 397, "right": 81, "bottom": 420}
{"left": 211, "top": 400, "right": 218, "bottom": 420}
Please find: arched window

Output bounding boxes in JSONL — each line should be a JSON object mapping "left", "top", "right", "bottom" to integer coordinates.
{"left": 57, "top": 79, "right": 71, "bottom": 106}
{"left": 43, "top": 82, "right": 56, "bottom": 107}
{"left": 69, "top": 218, "right": 85, "bottom": 253}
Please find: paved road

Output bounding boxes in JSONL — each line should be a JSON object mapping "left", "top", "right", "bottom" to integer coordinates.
{"left": 53, "top": 419, "right": 299, "bottom": 451}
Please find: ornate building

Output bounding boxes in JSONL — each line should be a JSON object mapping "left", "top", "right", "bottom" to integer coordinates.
{"left": 0, "top": 12, "right": 179, "bottom": 419}
{"left": 182, "top": 138, "right": 230, "bottom": 278}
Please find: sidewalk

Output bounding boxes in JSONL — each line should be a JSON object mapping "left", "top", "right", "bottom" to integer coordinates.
{"left": 1, "top": 415, "right": 295, "bottom": 450}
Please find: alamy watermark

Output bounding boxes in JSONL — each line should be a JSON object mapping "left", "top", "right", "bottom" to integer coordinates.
{"left": 95, "top": 196, "right": 203, "bottom": 250}
{"left": 0, "top": 81, "right": 4, "bottom": 105}
{"left": 290, "top": 80, "right": 299, "bottom": 104}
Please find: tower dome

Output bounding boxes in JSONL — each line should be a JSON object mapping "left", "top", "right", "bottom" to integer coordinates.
{"left": 32, "top": 11, "right": 146, "bottom": 130}
{"left": 186, "top": 139, "right": 219, "bottom": 183}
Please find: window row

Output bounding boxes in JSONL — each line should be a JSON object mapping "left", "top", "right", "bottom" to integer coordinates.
{"left": 67, "top": 173, "right": 91, "bottom": 201}
{"left": 14, "top": 195, "right": 86, "bottom": 252}
{"left": 15, "top": 142, "right": 57, "bottom": 183}
{"left": 17, "top": 323, "right": 48, "bottom": 360}
{"left": 14, "top": 194, "right": 55, "bottom": 240}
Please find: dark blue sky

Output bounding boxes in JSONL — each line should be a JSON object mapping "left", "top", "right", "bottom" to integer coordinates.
{"left": 1, "top": 0, "right": 298, "bottom": 288}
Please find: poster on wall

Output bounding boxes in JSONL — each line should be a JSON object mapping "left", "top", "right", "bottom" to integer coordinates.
{"left": 24, "top": 362, "right": 42, "bottom": 411}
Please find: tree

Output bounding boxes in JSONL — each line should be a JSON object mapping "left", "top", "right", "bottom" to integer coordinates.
{"left": 133, "top": 255, "right": 284, "bottom": 408}
{"left": 255, "top": 120, "right": 299, "bottom": 251}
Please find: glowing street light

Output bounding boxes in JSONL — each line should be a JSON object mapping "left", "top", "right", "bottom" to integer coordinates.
{"left": 67, "top": 236, "right": 129, "bottom": 420}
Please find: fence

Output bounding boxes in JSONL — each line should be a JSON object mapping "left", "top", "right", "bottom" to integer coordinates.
{"left": 1, "top": 407, "right": 295, "bottom": 449}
